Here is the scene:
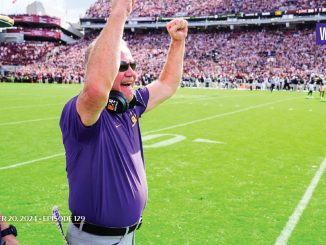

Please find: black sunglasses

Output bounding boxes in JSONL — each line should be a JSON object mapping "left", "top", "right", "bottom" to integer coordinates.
{"left": 119, "top": 61, "right": 136, "bottom": 72}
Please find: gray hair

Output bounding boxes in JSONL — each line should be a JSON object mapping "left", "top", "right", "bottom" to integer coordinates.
{"left": 84, "top": 39, "right": 128, "bottom": 68}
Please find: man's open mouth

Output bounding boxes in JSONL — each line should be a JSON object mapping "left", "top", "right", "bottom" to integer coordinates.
{"left": 121, "top": 82, "right": 133, "bottom": 87}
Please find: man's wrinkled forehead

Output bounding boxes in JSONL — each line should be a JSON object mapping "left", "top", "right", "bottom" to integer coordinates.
{"left": 120, "top": 44, "right": 133, "bottom": 62}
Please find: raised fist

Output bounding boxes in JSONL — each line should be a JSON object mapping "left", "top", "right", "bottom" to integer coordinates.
{"left": 166, "top": 18, "right": 188, "bottom": 42}
{"left": 111, "top": 0, "right": 135, "bottom": 17}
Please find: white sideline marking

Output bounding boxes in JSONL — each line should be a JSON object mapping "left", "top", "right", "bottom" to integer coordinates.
{"left": 0, "top": 96, "right": 298, "bottom": 170}
{"left": 0, "top": 153, "right": 65, "bottom": 170}
{"left": 193, "top": 138, "right": 225, "bottom": 144}
{"left": 163, "top": 95, "right": 239, "bottom": 105}
{"left": 275, "top": 158, "right": 326, "bottom": 245}
{"left": 0, "top": 117, "right": 59, "bottom": 126}
{"left": 143, "top": 97, "right": 298, "bottom": 135}
{"left": 0, "top": 103, "right": 63, "bottom": 111}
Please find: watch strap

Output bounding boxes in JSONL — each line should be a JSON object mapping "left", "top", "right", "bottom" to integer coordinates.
{"left": 1, "top": 225, "right": 17, "bottom": 237}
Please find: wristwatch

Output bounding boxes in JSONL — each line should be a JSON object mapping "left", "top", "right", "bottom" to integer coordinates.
{"left": 1, "top": 225, "right": 17, "bottom": 237}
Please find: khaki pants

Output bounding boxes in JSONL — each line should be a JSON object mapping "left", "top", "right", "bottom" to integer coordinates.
{"left": 66, "top": 222, "right": 135, "bottom": 245}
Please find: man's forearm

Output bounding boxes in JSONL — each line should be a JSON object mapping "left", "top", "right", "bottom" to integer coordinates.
{"left": 85, "top": 12, "right": 128, "bottom": 94}
{"left": 158, "top": 40, "right": 185, "bottom": 92}
{"left": 76, "top": 0, "right": 134, "bottom": 126}
{"left": 144, "top": 19, "right": 188, "bottom": 112}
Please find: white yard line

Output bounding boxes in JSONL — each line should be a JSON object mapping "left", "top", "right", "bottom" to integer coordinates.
{"left": 165, "top": 97, "right": 216, "bottom": 105}
{"left": 0, "top": 103, "right": 63, "bottom": 111}
{"left": 0, "top": 117, "right": 59, "bottom": 126}
{"left": 275, "top": 157, "right": 326, "bottom": 245}
{"left": 0, "top": 153, "right": 65, "bottom": 170}
{"left": 0, "top": 96, "right": 298, "bottom": 170}
{"left": 164, "top": 94, "right": 243, "bottom": 105}
{"left": 143, "top": 97, "right": 298, "bottom": 135}
{"left": 193, "top": 138, "right": 225, "bottom": 144}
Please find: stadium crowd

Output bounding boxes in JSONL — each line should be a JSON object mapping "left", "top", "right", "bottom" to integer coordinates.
{"left": 0, "top": 42, "right": 56, "bottom": 66}
{"left": 1, "top": 26, "right": 325, "bottom": 88}
{"left": 17, "top": 40, "right": 86, "bottom": 84}
{"left": 84, "top": 0, "right": 326, "bottom": 18}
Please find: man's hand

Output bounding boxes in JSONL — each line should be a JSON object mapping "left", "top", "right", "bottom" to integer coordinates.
{"left": 111, "top": 0, "right": 135, "bottom": 17}
{"left": 3, "top": 235, "right": 20, "bottom": 245}
{"left": 167, "top": 18, "right": 188, "bottom": 42}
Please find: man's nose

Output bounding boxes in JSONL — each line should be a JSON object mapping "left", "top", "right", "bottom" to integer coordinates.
{"left": 125, "top": 66, "right": 136, "bottom": 76}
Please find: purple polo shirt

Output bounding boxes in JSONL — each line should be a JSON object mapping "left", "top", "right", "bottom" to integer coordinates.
{"left": 60, "top": 87, "right": 149, "bottom": 227}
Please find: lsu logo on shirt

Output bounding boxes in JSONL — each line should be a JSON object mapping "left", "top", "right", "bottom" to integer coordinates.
{"left": 131, "top": 113, "right": 138, "bottom": 127}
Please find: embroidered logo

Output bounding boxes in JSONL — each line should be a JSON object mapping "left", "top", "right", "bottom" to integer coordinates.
{"left": 131, "top": 114, "right": 137, "bottom": 127}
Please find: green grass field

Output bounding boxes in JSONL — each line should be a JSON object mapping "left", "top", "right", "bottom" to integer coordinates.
{"left": 0, "top": 83, "right": 325, "bottom": 245}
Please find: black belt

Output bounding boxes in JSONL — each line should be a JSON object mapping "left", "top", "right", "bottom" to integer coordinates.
{"left": 71, "top": 215, "right": 142, "bottom": 236}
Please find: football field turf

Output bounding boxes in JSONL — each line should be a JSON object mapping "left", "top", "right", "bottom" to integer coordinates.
{"left": 0, "top": 83, "right": 325, "bottom": 244}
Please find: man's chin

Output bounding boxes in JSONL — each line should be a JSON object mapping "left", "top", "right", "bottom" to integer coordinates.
{"left": 121, "top": 87, "right": 134, "bottom": 102}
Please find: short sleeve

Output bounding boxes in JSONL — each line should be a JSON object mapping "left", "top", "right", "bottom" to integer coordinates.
{"left": 134, "top": 87, "right": 149, "bottom": 118}
{"left": 60, "top": 96, "right": 100, "bottom": 142}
